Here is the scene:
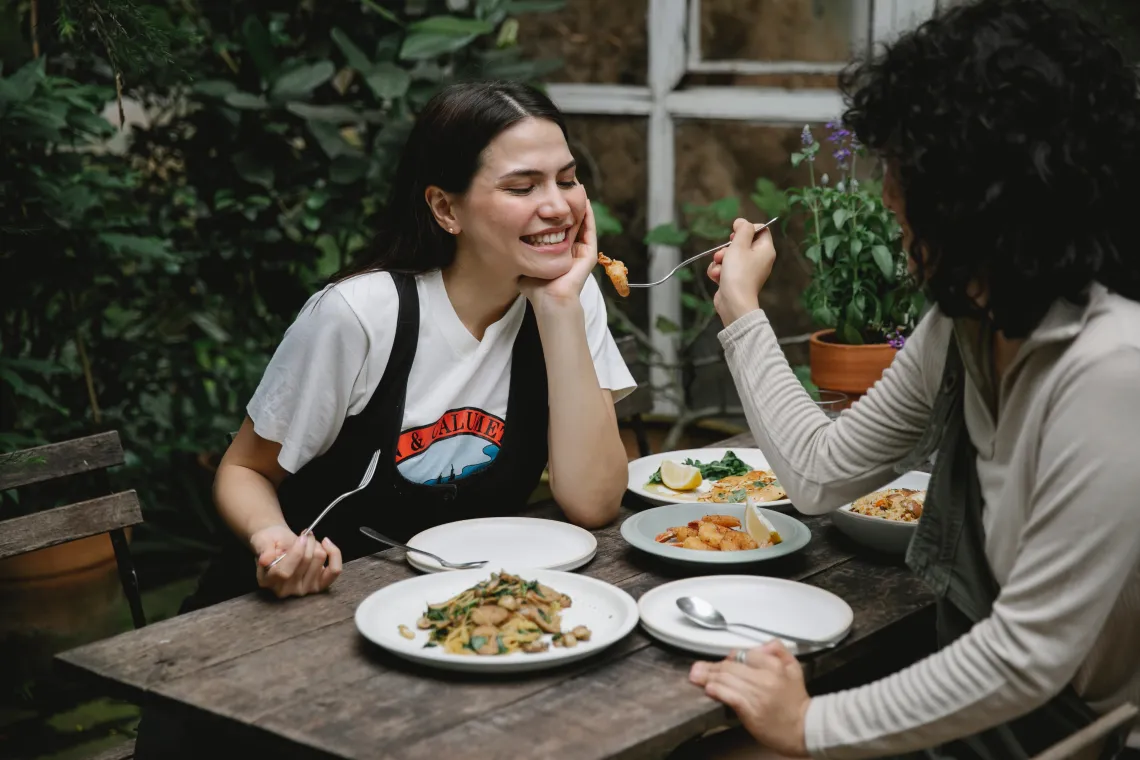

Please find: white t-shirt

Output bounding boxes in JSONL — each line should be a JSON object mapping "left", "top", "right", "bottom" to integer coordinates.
{"left": 248, "top": 269, "right": 636, "bottom": 483}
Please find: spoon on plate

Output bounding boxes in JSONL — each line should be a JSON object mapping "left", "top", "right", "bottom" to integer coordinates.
{"left": 676, "top": 595, "right": 838, "bottom": 650}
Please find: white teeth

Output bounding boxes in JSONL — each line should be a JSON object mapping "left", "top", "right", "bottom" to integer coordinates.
{"left": 523, "top": 230, "right": 567, "bottom": 246}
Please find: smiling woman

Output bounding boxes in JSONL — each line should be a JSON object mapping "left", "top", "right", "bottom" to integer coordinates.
{"left": 179, "top": 81, "right": 636, "bottom": 613}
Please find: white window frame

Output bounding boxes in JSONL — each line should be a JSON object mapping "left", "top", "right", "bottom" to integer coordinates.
{"left": 547, "top": 0, "right": 940, "bottom": 413}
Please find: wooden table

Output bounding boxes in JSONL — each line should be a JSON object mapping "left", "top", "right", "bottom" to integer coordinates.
{"left": 57, "top": 433, "right": 935, "bottom": 759}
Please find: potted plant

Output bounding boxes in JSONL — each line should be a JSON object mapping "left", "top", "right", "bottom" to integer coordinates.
{"left": 754, "top": 123, "right": 925, "bottom": 399}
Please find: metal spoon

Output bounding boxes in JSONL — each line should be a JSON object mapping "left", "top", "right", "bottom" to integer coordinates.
{"left": 675, "top": 595, "right": 838, "bottom": 650}
{"left": 359, "top": 526, "right": 488, "bottom": 570}
{"left": 626, "top": 217, "right": 779, "bottom": 289}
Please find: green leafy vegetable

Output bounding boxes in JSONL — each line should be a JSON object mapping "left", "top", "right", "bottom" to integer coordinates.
{"left": 648, "top": 451, "right": 752, "bottom": 485}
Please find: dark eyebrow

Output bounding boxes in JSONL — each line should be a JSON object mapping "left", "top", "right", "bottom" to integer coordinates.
{"left": 497, "top": 160, "right": 577, "bottom": 182}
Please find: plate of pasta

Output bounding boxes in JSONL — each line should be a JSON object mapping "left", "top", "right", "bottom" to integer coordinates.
{"left": 355, "top": 568, "right": 639, "bottom": 673}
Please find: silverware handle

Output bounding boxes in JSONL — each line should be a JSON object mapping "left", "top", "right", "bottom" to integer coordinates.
{"left": 359, "top": 527, "right": 442, "bottom": 563}
{"left": 727, "top": 621, "right": 830, "bottom": 648}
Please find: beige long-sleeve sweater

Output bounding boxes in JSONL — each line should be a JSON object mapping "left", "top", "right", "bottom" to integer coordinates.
{"left": 717, "top": 284, "right": 1140, "bottom": 760}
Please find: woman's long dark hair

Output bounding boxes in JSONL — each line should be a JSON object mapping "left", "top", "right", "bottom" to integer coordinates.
{"left": 840, "top": 0, "right": 1140, "bottom": 338}
{"left": 334, "top": 80, "right": 568, "bottom": 281}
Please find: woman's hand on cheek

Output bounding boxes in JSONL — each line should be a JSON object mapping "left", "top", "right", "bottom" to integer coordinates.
{"left": 518, "top": 189, "right": 597, "bottom": 315}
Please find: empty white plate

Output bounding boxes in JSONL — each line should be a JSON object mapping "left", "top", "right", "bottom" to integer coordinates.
{"left": 637, "top": 575, "right": 853, "bottom": 656}
{"left": 626, "top": 448, "right": 792, "bottom": 509}
{"left": 355, "top": 567, "right": 639, "bottom": 673}
{"left": 403, "top": 517, "right": 598, "bottom": 573}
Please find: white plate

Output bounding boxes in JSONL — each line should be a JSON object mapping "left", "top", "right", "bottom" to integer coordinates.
{"left": 637, "top": 575, "right": 853, "bottom": 656}
{"left": 831, "top": 471, "right": 930, "bottom": 554}
{"left": 626, "top": 448, "right": 792, "bottom": 509}
{"left": 404, "top": 517, "right": 597, "bottom": 573}
{"left": 620, "top": 503, "right": 810, "bottom": 565}
{"left": 355, "top": 568, "right": 639, "bottom": 673}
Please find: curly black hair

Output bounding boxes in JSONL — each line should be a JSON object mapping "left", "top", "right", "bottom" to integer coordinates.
{"left": 840, "top": 0, "right": 1140, "bottom": 338}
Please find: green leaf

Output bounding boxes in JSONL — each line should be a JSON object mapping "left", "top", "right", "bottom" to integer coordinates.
{"left": 846, "top": 300, "right": 865, "bottom": 329}
{"left": 750, "top": 178, "right": 788, "bottom": 218}
{"left": 189, "top": 313, "right": 230, "bottom": 342}
{"left": 241, "top": 16, "right": 278, "bottom": 82}
{"left": 833, "top": 209, "right": 850, "bottom": 229}
{"left": 286, "top": 103, "right": 365, "bottom": 122}
{"left": 68, "top": 111, "right": 116, "bottom": 138}
{"left": 192, "top": 80, "right": 238, "bottom": 98}
{"left": 655, "top": 316, "right": 681, "bottom": 334}
{"left": 409, "top": 16, "right": 496, "bottom": 35}
{"left": 681, "top": 293, "right": 716, "bottom": 317}
{"left": 361, "top": 0, "right": 403, "bottom": 25}
{"left": 507, "top": 0, "right": 567, "bottom": 10}
{"left": 590, "top": 201, "right": 623, "bottom": 237}
{"left": 98, "top": 234, "right": 173, "bottom": 260}
{"left": 329, "top": 155, "right": 371, "bottom": 184}
{"left": 270, "top": 61, "right": 335, "bottom": 101}
{"left": 790, "top": 152, "right": 805, "bottom": 168}
{"left": 708, "top": 196, "right": 741, "bottom": 221}
{"left": 366, "top": 62, "right": 412, "bottom": 100}
{"left": 307, "top": 121, "right": 362, "bottom": 159}
{"left": 0, "top": 369, "right": 67, "bottom": 414}
{"left": 871, "top": 245, "right": 895, "bottom": 280}
{"left": 330, "top": 28, "right": 374, "bottom": 71}
{"left": 804, "top": 244, "right": 822, "bottom": 264}
{"left": 0, "top": 58, "right": 44, "bottom": 104}
{"left": 223, "top": 92, "right": 269, "bottom": 110}
{"left": 823, "top": 235, "right": 842, "bottom": 259}
{"left": 399, "top": 32, "right": 479, "bottom": 60}
{"left": 850, "top": 238, "right": 863, "bottom": 256}
{"left": 644, "top": 223, "right": 689, "bottom": 246}
{"left": 232, "top": 151, "right": 275, "bottom": 189}
{"left": 839, "top": 322, "right": 864, "bottom": 345}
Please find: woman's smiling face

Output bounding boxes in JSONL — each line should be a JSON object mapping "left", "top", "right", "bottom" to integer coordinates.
{"left": 446, "top": 117, "right": 587, "bottom": 281}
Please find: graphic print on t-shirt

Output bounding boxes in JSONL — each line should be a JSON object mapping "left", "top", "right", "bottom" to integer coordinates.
{"left": 394, "top": 407, "right": 505, "bottom": 485}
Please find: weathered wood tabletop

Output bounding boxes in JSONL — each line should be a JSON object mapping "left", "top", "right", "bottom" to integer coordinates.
{"left": 57, "top": 432, "right": 935, "bottom": 759}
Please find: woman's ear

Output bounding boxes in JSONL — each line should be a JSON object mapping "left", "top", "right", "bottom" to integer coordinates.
{"left": 425, "top": 186, "right": 460, "bottom": 235}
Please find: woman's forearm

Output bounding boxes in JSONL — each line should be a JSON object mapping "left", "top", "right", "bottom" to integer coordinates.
{"left": 213, "top": 463, "right": 290, "bottom": 548}
{"left": 537, "top": 301, "right": 626, "bottom": 528}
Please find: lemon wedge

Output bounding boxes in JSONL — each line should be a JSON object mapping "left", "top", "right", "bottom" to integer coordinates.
{"left": 660, "top": 460, "right": 702, "bottom": 491}
{"left": 744, "top": 502, "right": 783, "bottom": 547}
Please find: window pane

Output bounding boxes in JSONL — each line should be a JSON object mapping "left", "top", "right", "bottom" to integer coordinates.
{"left": 699, "top": 0, "right": 864, "bottom": 63}
{"left": 516, "top": 1, "right": 648, "bottom": 85}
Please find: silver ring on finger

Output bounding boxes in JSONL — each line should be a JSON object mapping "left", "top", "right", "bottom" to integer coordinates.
{"left": 733, "top": 649, "right": 747, "bottom": 665}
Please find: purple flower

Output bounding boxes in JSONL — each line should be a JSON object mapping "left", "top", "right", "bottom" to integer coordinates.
{"left": 886, "top": 328, "right": 906, "bottom": 349}
{"left": 834, "top": 147, "right": 852, "bottom": 163}
{"left": 800, "top": 125, "right": 813, "bottom": 146}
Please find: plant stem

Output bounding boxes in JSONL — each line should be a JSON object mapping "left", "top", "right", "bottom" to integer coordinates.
{"left": 75, "top": 328, "right": 102, "bottom": 425}
{"left": 30, "top": 0, "right": 40, "bottom": 58}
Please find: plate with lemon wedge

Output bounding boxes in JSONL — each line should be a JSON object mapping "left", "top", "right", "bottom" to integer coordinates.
{"left": 626, "top": 448, "right": 792, "bottom": 509}
{"left": 620, "top": 502, "right": 810, "bottom": 565}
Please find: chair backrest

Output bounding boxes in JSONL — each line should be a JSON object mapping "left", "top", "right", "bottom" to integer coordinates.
{"left": 0, "top": 431, "right": 143, "bottom": 561}
{"left": 614, "top": 334, "right": 653, "bottom": 419}
{"left": 1028, "top": 702, "right": 1138, "bottom": 760}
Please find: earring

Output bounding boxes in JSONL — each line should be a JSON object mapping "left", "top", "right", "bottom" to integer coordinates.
{"left": 448, "top": 227, "right": 455, "bottom": 233}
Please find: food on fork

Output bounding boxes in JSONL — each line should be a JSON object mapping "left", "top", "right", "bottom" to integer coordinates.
{"left": 850, "top": 488, "right": 925, "bottom": 522}
{"left": 597, "top": 253, "right": 630, "bottom": 297}
{"left": 408, "top": 571, "right": 590, "bottom": 655}
{"left": 655, "top": 513, "right": 782, "bottom": 551}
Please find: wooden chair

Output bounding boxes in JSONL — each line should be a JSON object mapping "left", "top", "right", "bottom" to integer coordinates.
{"left": 0, "top": 431, "right": 146, "bottom": 630}
{"left": 614, "top": 334, "right": 653, "bottom": 458}
{"left": 1029, "top": 702, "right": 1138, "bottom": 760}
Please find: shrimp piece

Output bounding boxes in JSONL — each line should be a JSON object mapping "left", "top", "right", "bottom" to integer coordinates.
{"left": 597, "top": 253, "right": 630, "bottom": 297}
{"left": 700, "top": 514, "right": 742, "bottom": 529}
{"left": 720, "top": 531, "right": 759, "bottom": 551}
{"left": 655, "top": 525, "right": 697, "bottom": 543}
{"left": 681, "top": 536, "right": 714, "bottom": 550}
{"left": 697, "top": 521, "right": 729, "bottom": 549}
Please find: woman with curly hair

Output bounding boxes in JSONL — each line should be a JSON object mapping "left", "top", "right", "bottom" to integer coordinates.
{"left": 688, "top": 0, "right": 1140, "bottom": 758}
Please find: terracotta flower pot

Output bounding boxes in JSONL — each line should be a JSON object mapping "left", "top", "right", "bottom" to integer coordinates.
{"left": 0, "top": 531, "right": 125, "bottom": 586}
{"left": 809, "top": 329, "right": 898, "bottom": 399}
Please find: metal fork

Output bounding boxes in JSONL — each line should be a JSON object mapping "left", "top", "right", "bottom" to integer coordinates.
{"left": 358, "top": 526, "right": 488, "bottom": 570}
{"left": 627, "top": 217, "right": 779, "bottom": 289}
{"left": 266, "top": 448, "right": 382, "bottom": 571}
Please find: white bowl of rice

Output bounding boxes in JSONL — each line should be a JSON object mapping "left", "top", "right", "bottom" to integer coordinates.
{"left": 831, "top": 471, "right": 930, "bottom": 554}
